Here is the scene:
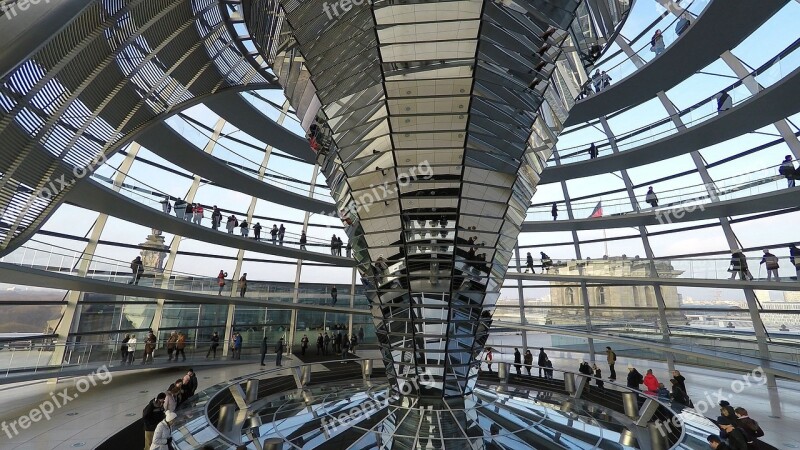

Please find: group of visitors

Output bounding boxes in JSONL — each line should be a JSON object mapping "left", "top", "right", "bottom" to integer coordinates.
{"left": 707, "top": 402, "right": 766, "bottom": 450}
{"left": 259, "top": 336, "right": 285, "bottom": 366}
{"left": 330, "top": 234, "right": 346, "bottom": 256}
{"left": 729, "top": 246, "right": 800, "bottom": 282}
{"left": 488, "top": 347, "right": 553, "bottom": 378}
{"left": 315, "top": 328, "right": 364, "bottom": 359}
{"left": 523, "top": 251, "right": 553, "bottom": 273}
{"left": 120, "top": 330, "right": 194, "bottom": 365}
{"left": 161, "top": 196, "right": 204, "bottom": 225}
{"left": 142, "top": 369, "right": 198, "bottom": 449}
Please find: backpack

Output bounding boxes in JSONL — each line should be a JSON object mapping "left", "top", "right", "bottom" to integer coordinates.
{"left": 612, "top": 352, "right": 617, "bottom": 361}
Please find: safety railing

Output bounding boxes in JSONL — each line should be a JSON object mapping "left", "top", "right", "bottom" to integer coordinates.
{"left": 512, "top": 255, "right": 800, "bottom": 283}
{"left": 526, "top": 163, "right": 792, "bottom": 220}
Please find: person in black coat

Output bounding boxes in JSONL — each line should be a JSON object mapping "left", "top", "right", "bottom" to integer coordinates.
{"left": 513, "top": 348, "right": 522, "bottom": 375}
{"left": 525, "top": 252, "right": 534, "bottom": 273}
{"left": 707, "top": 435, "right": 733, "bottom": 450}
{"left": 143, "top": 393, "right": 166, "bottom": 450}
{"left": 626, "top": 364, "right": 643, "bottom": 389}
{"left": 260, "top": 336, "right": 268, "bottom": 366}
{"left": 717, "top": 417, "right": 749, "bottom": 450}
{"left": 537, "top": 348, "right": 548, "bottom": 377}
{"left": 551, "top": 203, "right": 558, "bottom": 220}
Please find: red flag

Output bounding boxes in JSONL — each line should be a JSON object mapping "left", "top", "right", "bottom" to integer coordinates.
{"left": 589, "top": 201, "right": 603, "bottom": 218}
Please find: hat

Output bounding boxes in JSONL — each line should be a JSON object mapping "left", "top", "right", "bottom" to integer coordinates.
{"left": 716, "top": 416, "right": 734, "bottom": 426}
{"left": 165, "top": 410, "right": 177, "bottom": 422}
{"left": 719, "top": 400, "right": 730, "bottom": 407}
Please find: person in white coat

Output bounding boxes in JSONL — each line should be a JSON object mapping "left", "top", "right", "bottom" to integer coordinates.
{"left": 150, "top": 410, "right": 176, "bottom": 450}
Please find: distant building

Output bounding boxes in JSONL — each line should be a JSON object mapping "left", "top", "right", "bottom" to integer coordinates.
{"left": 547, "top": 256, "right": 685, "bottom": 324}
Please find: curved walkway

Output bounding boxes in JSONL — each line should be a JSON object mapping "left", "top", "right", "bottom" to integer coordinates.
{"left": 203, "top": 90, "right": 316, "bottom": 164}
{"left": 136, "top": 121, "right": 335, "bottom": 214}
{"left": 564, "top": 0, "right": 790, "bottom": 126}
{"left": 65, "top": 179, "right": 356, "bottom": 267}
{"left": 505, "top": 271, "right": 800, "bottom": 291}
{"left": 543, "top": 64, "right": 800, "bottom": 183}
{"left": 0, "top": 261, "right": 367, "bottom": 314}
{"left": 521, "top": 187, "right": 800, "bottom": 231}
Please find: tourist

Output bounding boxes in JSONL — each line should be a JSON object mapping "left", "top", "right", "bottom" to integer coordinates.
{"left": 129, "top": 256, "right": 144, "bottom": 285}
{"left": 643, "top": 369, "right": 659, "bottom": 394}
{"left": 671, "top": 370, "right": 687, "bottom": 393}
{"left": 253, "top": 222, "right": 262, "bottom": 241}
{"left": 142, "top": 330, "right": 156, "bottom": 365}
{"left": 759, "top": 249, "right": 780, "bottom": 281}
{"left": 142, "top": 393, "right": 166, "bottom": 450}
{"left": 300, "top": 232, "right": 307, "bottom": 250}
{"left": 734, "top": 407, "right": 765, "bottom": 442}
{"left": 537, "top": 347, "right": 548, "bottom": 377}
{"left": 184, "top": 202, "right": 193, "bottom": 221}
{"left": 656, "top": 382, "right": 670, "bottom": 401}
{"left": 592, "top": 69, "right": 602, "bottom": 92}
{"left": 523, "top": 350, "right": 533, "bottom": 376}
{"left": 706, "top": 435, "right": 733, "bottom": 450}
{"left": 317, "top": 333, "right": 323, "bottom": 355}
{"left": 271, "top": 225, "right": 279, "bottom": 244}
{"left": 239, "top": 273, "right": 247, "bottom": 297}
{"left": 790, "top": 243, "right": 800, "bottom": 281}
{"left": 485, "top": 348, "right": 494, "bottom": 373}
{"left": 163, "top": 384, "right": 180, "bottom": 412}
{"left": 600, "top": 71, "right": 611, "bottom": 89}
{"left": 626, "top": 364, "right": 643, "bottom": 390}
{"left": 150, "top": 410, "right": 177, "bottom": 450}
{"left": 206, "top": 332, "right": 219, "bottom": 359}
{"left": 330, "top": 235, "right": 337, "bottom": 255}
{"left": 120, "top": 334, "right": 130, "bottom": 364}
{"left": 300, "top": 334, "right": 309, "bottom": 356}
{"left": 275, "top": 337, "right": 285, "bottom": 366}
{"left": 233, "top": 332, "right": 242, "bottom": 360}
{"left": 186, "top": 369, "right": 198, "bottom": 396}
{"left": 592, "top": 363, "right": 604, "bottom": 390}
{"left": 174, "top": 199, "right": 186, "bottom": 220}
{"left": 211, "top": 206, "right": 222, "bottom": 231}
{"left": 350, "top": 334, "right": 358, "bottom": 354}
{"left": 217, "top": 270, "right": 227, "bottom": 295}
{"left": 192, "top": 203, "right": 203, "bottom": 225}
{"left": 543, "top": 356, "right": 554, "bottom": 379}
{"left": 126, "top": 335, "right": 137, "bottom": 364}
{"left": 716, "top": 417, "right": 749, "bottom": 450}
{"left": 779, "top": 155, "right": 796, "bottom": 188}
{"left": 358, "top": 327, "right": 365, "bottom": 345}
{"left": 606, "top": 346, "right": 617, "bottom": 380}
{"left": 334, "top": 331, "right": 343, "bottom": 354}
{"left": 341, "top": 337, "right": 350, "bottom": 360}
{"left": 330, "top": 285, "right": 338, "bottom": 306}
{"left": 513, "top": 348, "right": 522, "bottom": 375}
{"left": 551, "top": 202, "right": 558, "bottom": 221}
{"left": 260, "top": 336, "right": 268, "bottom": 366}
{"left": 540, "top": 252, "right": 553, "bottom": 272}
{"left": 160, "top": 195, "right": 171, "bottom": 215}
{"left": 226, "top": 215, "right": 237, "bottom": 234}
{"left": 336, "top": 236, "right": 344, "bottom": 256}
{"left": 715, "top": 90, "right": 732, "bottom": 113}
{"left": 728, "top": 251, "right": 753, "bottom": 281}
{"left": 650, "top": 29, "right": 665, "bottom": 55}
{"left": 323, "top": 332, "right": 331, "bottom": 355}
{"left": 166, "top": 331, "right": 177, "bottom": 362}
{"left": 525, "top": 252, "right": 534, "bottom": 273}
{"left": 175, "top": 332, "right": 186, "bottom": 362}
{"left": 588, "top": 143, "right": 598, "bottom": 159}
{"left": 278, "top": 224, "right": 286, "bottom": 245}
{"left": 240, "top": 219, "right": 249, "bottom": 237}
{"left": 645, "top": 186, "right": 658, "bottom": 208}
{"left": 719, "top": 400, "right": 738, "bottom": 424}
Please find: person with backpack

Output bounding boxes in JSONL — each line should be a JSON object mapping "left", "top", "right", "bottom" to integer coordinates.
{"left": 759, "top": 249, "right": 780, "bottom": 281}
{"left": 729, "top": 251, "right": 753, "bottom": 281}
{"left": 143, "top": 393, "right": 166, "bottom": 450}
{"left": 626, "top": 364, "right": 643, "bottom": 390}
{"left": 716, "top": 90, "right": 732, "bottom": 113}
{"left": 645, "top": 186, "right": 658, "bottom": 208}
{"left": 606, "top": 346, "right": 617, "bottom": 380}
{"left": 129, "top": 256, "right": 144, "bottom": 285}
{"left": 779, "top": 155, "right": 796, "bottom": 188}
{"left": 253, "top": 222, "right": 262, "bottom": 241}
{"left": 239, "top": 219, "right": 249, "bottom": 237}
{"left": 540, "top": 252, "right": 553, "bottom": 272}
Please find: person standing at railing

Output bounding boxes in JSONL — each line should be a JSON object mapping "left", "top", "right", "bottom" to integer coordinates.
{"left": 330, "top": 285, "right": 338, "bottom": 306}
{"left": 790, "top": 244, "right": 800, "bottom": 281}
{"left": 728, "top": 251, "right": 753, "bottom": 281}
{"left": 142, "top": 392, "right": 166, "bottom": 450}
{"left": 485, "top": 348, "right": 494, "bottom": 373}
{"left": 715, "top": 90, "right": 732, "bottom": 114}
{"left": 605, "top": 346, "right": 617, "bottom": 381}
{"left": 279, "top": 224, "right": 286, "bottom": 245}
{"left": 217, "top": 270, "right": 227, "bottom": 295}
{"left": 271, "top": 225, "right": 279, "bottom": 244}
{"left": 142, "top": 330, "right": 156, "bottom": 365}
{"left": 551, "top": 202, "right": 558, "bottom": 221}
{"left": 592, "top": 364, "right": 604, "bottom": 390}
{"left": 592, "top": 69, "right": 602, "bottom": 93}
{"left": 159, "top": 195, "right": 171, "bottom": 215}
{"left": 240, "top": 219, "right": 249, "bottom": 237}
{"left": 226, "top": 215, "right": 237, "bottom": 234}
{"left": 300, "top": 334, "right": 309, "bottom": 356}
{"left": 643, "top": 369, "right": 659, "bottom": 394}
{"left": 323, "top": 332, "right": 330, "bottom": 356}
{"left": 523, "top": 350, "right": 533, "bottom": 376}
{"left": 260, "top": 336, "right": 268, "bottom": 367}
{"left": 537, "top": 347, "right": 548, "bottom": 378}
{"left": 779, "top": 155, "right": 796, "bottom": 188}
{"left": 206, "top": 332, "right": 219, "bottom": 359}
{"left": 253, "top": 222, "right": 262, "bottom": 241}
{"left": 645, "top": 186, "right": 659, "bottom": 208}
{"left": 600, "top": 71, "right": 612, "bottom": 90}
{"left": 174, "top": 199, "right": 187, "bottom": 220}
{"left": 626, "top": 363, "right": 643, "bottom": 390}
{"left": 543, "top": 356, "right": 554, "bottom": 379}
{"left": 275, "top": 337, "right": 285, "bottom": 366}
{"left": 129, "top": 256, "right": 144, "bottom": 285}
{"left": 239, "top": 273, "right": 247, "bottom": 297}
{"left": 166, "top": 331, "right": 177, "bottom": 362}
{"left": 587, "top": 143, "right": 598, "bottom": 159}
{"left": 525, "top": 252, "right": 534, "bottom": 273}
{"left": 300, "top": 232, "right": 307, "bottom": 250}
{"left": 192, "top": 203, "right": 203, "bottom": 225}
{"left": 211, "top": 206, "right": 222, "bottom": 231}
{"left": 759, "top": 249, "right": 780, "bottom": 281}
{"left": 650, "top": 29, "right": 665, "bottom": 56}
{"left": 317, "top": 333, "right": 324, "bottom": 356}
{"left": 184, "top": 202, "right": 193, "bottom": 222}
{"left": 513, "top": 348, "right": 522, "bottom": 375}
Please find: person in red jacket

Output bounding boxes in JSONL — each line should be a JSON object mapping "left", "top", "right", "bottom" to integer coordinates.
{"left": 643, "top": 369, "right": 659, "bottom": 394}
